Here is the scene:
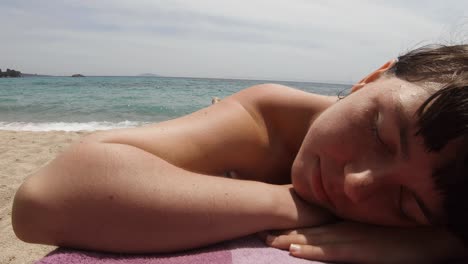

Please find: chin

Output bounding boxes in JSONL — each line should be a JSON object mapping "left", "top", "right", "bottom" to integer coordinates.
{"left": 291, "top": 170, "right": 315, "bottom": 205}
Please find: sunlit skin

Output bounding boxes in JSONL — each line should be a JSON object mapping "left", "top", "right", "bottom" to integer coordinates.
{"left": 292, "top": 76, "right": 455, "bottom": 227}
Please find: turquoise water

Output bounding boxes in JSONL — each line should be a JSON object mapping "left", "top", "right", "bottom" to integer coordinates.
{"left": 0, "top": 77, "right": 349, "bottom": 131}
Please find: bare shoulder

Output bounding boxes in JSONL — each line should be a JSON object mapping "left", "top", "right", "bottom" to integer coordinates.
{"left": 224, "top": 83, "right": 335, "bottom": 182}
{"left": 234, "top": 83, "right": 336, "bottom": 107}
{"left": 245, "top": 83, "right": 336, "bottom": 111}
{"left": 234, "top": 83, "right": 336, "bottom": 150}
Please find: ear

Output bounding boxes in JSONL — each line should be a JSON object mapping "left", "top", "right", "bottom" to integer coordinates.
{"left": 351, "top": 59, "right": 397, "bottom": 92}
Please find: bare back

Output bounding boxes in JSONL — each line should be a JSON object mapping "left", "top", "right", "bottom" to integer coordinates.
{"left": 83, "top": 84, "right": 335, "bottom": 183}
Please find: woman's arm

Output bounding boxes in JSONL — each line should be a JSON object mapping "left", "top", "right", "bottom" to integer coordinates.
{"left": 12, "top": 141, "right": 332, "bottom": 253}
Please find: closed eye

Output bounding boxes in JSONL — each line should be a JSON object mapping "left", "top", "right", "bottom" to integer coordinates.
{"left": 399, "top": 186, "right": 430, "bottom": 225}
{"left": 371, "top": 122, "right": 385, "bottom": 145}
{"left": 370, "top": 112, "right": 389, "bottom": 150}
{"left": 399, "top": 186, "right": 409, "bottom": 220}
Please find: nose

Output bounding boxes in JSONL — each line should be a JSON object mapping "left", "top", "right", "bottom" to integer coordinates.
{"left": 343, "top": 165, "right": 385, "bottom": 203}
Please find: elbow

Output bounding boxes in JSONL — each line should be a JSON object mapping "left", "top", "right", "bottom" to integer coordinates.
{"left": 12, "top": 180, "right": 46, "bottom": 244}
{"left": 12, "top": 174, "right": 64, "bottom": 246}
{"left": 11, "top": 140, "right": 116, "bottom": 246}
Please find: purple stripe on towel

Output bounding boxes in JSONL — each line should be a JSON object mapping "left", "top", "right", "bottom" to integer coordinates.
{"left": 36, "top": 244, "right": 232, "bottom": 264}
{"left": 35, "top": 236, "right": 328, "bottom": 264}
{"left": 228, "top": 236, "right": 319, "bottom": 264}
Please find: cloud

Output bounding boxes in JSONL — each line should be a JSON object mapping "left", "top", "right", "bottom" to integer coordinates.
{"left": 1, "top": 0, "right": 466, "bottom": 82}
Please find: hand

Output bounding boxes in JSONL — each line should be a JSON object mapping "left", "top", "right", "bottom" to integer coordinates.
{"left": 263, "top": 221, "right": 467, "bottom": 264}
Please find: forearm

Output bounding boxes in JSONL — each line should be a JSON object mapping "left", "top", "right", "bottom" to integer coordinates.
{"left": 13, "top": 142, "right": 330, "bottom": 253}
{"left": 104, "top": 168, "right": 331, "bottom": 253}
{"left": 121, "top": 174, "right": 280, "bottom": 252}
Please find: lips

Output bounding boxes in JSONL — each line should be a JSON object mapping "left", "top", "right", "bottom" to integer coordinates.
{"left": 311, "top": 158, "right": 334, "bottom": 209}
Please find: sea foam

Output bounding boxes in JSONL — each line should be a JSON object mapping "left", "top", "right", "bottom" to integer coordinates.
{"left": 0, "top": 121, "right": 148, "bottom": 132}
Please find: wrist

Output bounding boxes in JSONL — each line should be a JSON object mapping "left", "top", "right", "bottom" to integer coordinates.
{"left": 267, "top": 184, "right": 333, "bottom": 229}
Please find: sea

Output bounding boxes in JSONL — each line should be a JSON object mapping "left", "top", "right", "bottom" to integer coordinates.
{"left": 0, "top": 77, "right": 350, "bottom": 131}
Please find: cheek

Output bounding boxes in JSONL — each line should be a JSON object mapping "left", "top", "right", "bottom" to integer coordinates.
{"left": 307, "top": 110, "right": 363, "bottom": 160}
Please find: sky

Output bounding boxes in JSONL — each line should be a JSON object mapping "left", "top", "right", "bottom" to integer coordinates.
{"left": 1, "top": 0, "right": 467, "bottom": 83}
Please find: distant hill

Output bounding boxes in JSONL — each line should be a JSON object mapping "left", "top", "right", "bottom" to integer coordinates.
{"left": 22, "top": 73, "right": 53, "bottom": 77}
{"left": 137, "top": 73, "right": 162, "bottom": 77}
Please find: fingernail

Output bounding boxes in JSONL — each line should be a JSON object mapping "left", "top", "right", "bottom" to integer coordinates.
{"left": 289, "top": 244, "right": 301, "bottom": 253}
{"left": 266, "top": 235, "right": 276, "bottom": 244}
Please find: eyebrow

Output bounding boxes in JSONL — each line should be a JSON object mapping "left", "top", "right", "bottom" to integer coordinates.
{"left": 394, "top": 97, "right": 437, "bottom": 225}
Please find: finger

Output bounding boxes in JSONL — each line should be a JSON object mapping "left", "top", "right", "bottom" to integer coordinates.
{"left": 266, "top": 227, "right": 346, "bottom": 249}
{"left": 289, "top": 243, "right": 385, "bottom": 264}
{"left": 266, "top": 234, "right": 308, "bottom": 250}
{"left": 269, "top": 228, "right": 344, "bottom": 245}
{"left": 289, "top": 243, "right": 357, "bottom": 263}
{"left": 270, "top": 222, "right": 347, "bottom": 237}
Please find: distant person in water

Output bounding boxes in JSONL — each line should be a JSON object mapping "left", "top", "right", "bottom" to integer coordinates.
{"left": 12, "top": 44, "right": 468, "bottom": 263}
{"left": 212, "top": 96, "right": 221, "bottom": 104}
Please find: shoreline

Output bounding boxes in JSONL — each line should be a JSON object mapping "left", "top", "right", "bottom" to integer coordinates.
{"left": 0, "top": 121, "right": 145, "bottom": 132}
{"left": 0, "top": 130, "right": 89, "bottom": 264}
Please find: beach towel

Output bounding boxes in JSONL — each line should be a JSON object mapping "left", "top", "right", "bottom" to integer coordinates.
{"left": 35, "top": 235, "right": 328, "bottom": 264}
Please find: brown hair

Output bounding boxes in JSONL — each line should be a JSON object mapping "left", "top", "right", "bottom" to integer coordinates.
{"left": 387, "top": 44, "right": 468, "bottom": 243}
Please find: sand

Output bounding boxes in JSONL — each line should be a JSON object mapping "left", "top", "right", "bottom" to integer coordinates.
{"left": 0, "top": 130, "right": 89, "bottom": 264}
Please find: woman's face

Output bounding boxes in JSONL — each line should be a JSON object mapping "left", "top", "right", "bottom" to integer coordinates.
{"left": 292, "top": 77, "right": 455, "bottom": 227}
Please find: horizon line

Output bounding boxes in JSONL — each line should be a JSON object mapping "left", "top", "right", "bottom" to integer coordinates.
{"left": 20, "top": 73, "right": 353, "bottom": 86}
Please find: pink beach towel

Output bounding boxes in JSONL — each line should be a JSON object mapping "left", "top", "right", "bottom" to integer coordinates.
{"left": 35, "top": 235, "right": 328, "bottom": 264}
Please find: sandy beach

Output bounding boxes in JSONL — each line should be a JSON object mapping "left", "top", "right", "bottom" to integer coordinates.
{"left": 0, "top": 130, "right": 89, "bottom": 264}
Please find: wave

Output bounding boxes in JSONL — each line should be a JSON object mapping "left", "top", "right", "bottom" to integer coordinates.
{"left": 0, "top": 121, "right": 150, "bottom": 132}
